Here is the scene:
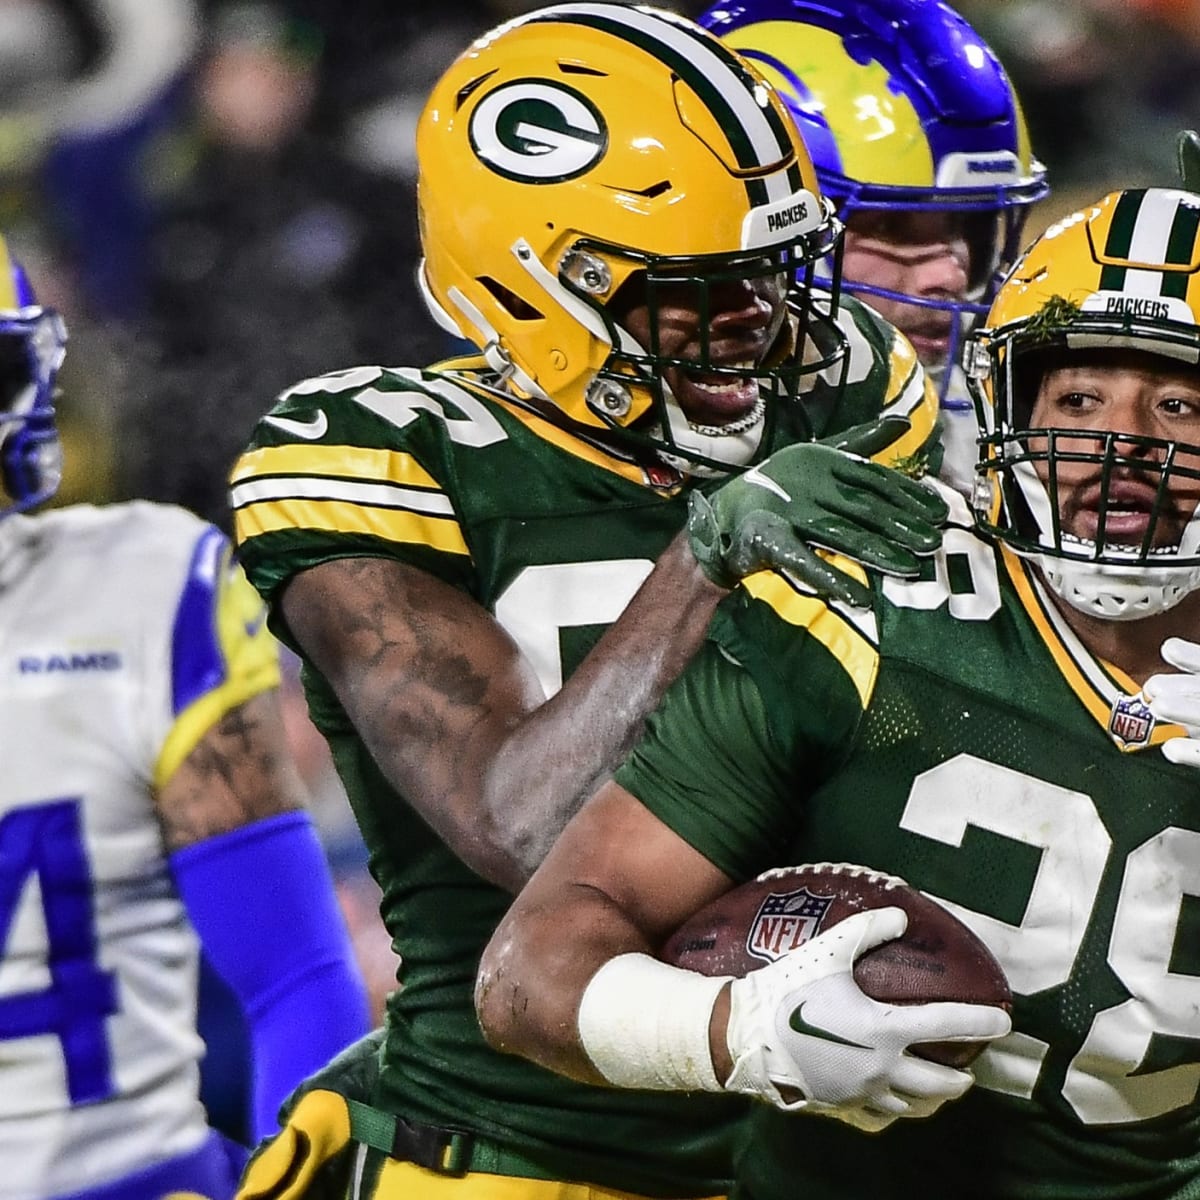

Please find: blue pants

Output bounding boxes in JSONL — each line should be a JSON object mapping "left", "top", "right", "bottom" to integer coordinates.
{"left": 58, "top": 1129, "right": 249, "bottom": 1200}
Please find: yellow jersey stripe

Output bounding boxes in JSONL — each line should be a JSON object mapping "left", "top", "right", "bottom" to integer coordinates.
{"left": 230, "top": 443, "right": 440, "bottom": 490}
{"left": 1003, "top": 548, "right": 1113, "bottom": 728}
{"left": 155, "top": 657, "right": 280, "bottom": 789}
{"left": 492, "top": 397, "right": 666, "bottom": 488}
{"left": 1001, "top": 547, "right": 1184, "bottom": 751}
{"left": 0, "top": 241, "right": 18, "bottom": 307}
{"left": 743, "top": 567, "right": 879, "bottom": 707}
{"left": 877, "top": 339, "right": 938, "bottom": 465}
{"left": 234, "top": 497, "right": 470, "bottom": 556}
{"left": 153, "top": 553, "right": 282, "bottom": 789}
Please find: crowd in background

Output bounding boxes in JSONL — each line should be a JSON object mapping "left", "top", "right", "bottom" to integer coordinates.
{"left": 3, "top": 0, "right": 1199, "bottom": 524}
{"left": 2, "top": 0, "right": 1200, "bottom": 1147}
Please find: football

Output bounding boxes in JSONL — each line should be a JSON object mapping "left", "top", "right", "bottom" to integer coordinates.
{"left": 659, "top": 862, "right": 1011, "bottom": 1068}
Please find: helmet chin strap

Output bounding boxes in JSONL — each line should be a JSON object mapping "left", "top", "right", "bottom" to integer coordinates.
{"left": 1038, "top": 555, "right": 1200, "bottom": 621}
{"left": 416, "top": 259, "right": 551, "bottom": 400}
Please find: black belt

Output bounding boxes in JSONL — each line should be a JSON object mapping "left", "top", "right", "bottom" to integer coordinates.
{"left": 345, "top": 1099, "right": 559, "bottom": 1180}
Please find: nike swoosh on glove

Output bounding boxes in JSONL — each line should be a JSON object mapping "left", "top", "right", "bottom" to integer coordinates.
{"left": 686, "top": 416, "right": 948, "bottom": 607}
{"left": 723, "top": 907, "right": 1011, "bottom": 1132}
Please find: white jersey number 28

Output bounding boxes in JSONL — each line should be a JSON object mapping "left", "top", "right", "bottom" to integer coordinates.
{"left": 903, "top": 755, "right": 1200, "bottom": 1126}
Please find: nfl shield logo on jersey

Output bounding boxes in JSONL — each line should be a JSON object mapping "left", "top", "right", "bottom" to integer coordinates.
{"left": 1109, "top": 692, "right": 1155, "bottom": 750}
{"left": 746, "top": 888, "right": 834, "bottom": 964}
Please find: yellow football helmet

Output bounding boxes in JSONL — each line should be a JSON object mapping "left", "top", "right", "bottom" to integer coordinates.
{"left": 415, "top": 2, "right": 845, "bottom": 473}
{"left": 965, "top": 187, "right": 1200, "bottom": 619}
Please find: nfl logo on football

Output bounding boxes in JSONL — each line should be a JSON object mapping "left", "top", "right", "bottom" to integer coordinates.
{"left": 1108, "top": 693, "right": 1154, "bottom": 750}
{"left": 746, "top": 888, "right": 834, "bottom": 964}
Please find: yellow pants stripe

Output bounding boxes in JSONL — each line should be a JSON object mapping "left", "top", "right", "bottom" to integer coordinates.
{"left": 355, "top": 1155, "right": 724, "bottom": 1200}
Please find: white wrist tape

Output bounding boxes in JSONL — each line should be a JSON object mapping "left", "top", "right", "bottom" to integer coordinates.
{"left": 576, "top": 952, "right": 729, "bottom": 1093}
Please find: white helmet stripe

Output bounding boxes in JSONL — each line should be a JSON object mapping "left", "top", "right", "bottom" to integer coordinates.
{"left": 1121, "top": 190, "right": 1185, "bottom": 297}
{"left": 1128, "top": 188, "right": 1183, "bottom": 265}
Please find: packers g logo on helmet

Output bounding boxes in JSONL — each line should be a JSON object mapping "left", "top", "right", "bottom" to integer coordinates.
{"left": 415, "top": 1, "right": 845, "bottom": 475}
{"left": 966, "top": 187, "right": 1200, "bottom": 620}
{"left": 469, "top": 81, "right": 607, "bottom": 183}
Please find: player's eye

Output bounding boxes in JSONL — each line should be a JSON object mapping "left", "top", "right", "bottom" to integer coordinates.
{"left": 1055, "top": 390, "right": 1098, "bottom": 413}
{"left": 1158, "top": 395, "right": 1200, "bottom": 417}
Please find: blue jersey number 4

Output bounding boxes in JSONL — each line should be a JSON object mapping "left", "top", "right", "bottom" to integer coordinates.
{"left": 0, "top": 798, "right": 118, "bottom": 1103}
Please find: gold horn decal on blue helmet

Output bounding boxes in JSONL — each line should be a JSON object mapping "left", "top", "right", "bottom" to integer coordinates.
{"left": 469, "top": 80, "right": 607, "bottom": 183}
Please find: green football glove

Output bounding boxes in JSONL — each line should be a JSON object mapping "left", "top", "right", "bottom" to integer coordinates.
{"left": 686, "top": 417, "right": 949, "bottom": 607}
{"left": 1178, "top": 130, "right": 1200, "bottom": 191}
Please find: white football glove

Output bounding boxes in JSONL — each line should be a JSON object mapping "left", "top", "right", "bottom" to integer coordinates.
{"left": 723, "top": 907, "right": 1011, "bottom": 1132}
{"left": 1145, "top": 638, "right": 1200, "bottom": 768}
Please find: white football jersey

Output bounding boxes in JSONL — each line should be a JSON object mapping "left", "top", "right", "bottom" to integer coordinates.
{"left": 0, "top": 502, "right": 279, "bottom": 1199}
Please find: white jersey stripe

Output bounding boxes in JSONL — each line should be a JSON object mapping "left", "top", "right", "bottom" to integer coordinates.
{"left": 230, "top": 475, "right": 455, "bottom": 515}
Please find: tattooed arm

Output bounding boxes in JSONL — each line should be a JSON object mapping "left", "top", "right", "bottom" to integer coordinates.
{"left": 155, "top": 688, "right": 307, "bottom": 851}
{"left": 280, "top": 537, "right": 725, "bottom": 893}
{"left": 161, "top": 685, "right": 370, "bottom": 1139}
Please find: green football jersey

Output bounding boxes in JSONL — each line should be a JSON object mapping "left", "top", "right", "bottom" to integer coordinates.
{"left": 229, "top": 295, "right": 932, "bottom": 1196}
{"left": 615, "top": 485, "right": 1200, "bottom": 1200}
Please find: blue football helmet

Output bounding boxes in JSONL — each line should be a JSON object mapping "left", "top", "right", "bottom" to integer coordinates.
{"left": 0, "top": 236, "right": 66, "bottom": 518}
{"left": 699, "top": 0, "right": 1049, "bottom": 403}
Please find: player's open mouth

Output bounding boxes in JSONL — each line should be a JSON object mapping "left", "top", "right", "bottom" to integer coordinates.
{"left": 1076, "top": 478, "right": 1165, "bottom": 545}
{"left": 675, "top": 359, "right": 762, "bottom": 427}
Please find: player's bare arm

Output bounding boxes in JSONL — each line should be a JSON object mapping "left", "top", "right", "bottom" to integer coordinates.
{"left": 158, "top": 629, "right": 370, "bottom": 1143}
{"left": 476, "top": 778, "right": 734, "bottom": 1081}
{"left": 280, "top": 535, "right": 726, "bottom": 893}
{"left": 479, "top": 772, "right": 1009, "bottom": 1125}
{"left": 155, "top": 688, "right": 307, "bottom": 852}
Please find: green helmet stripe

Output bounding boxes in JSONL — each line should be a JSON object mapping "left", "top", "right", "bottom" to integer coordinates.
{"left": 1103, "top": 188, "right": 1145, "bottom": 261}
{"left": 1161, "top": 198, "right": 1200, "bottom": 299}
{"left": 1099, "top": 263, "right": 1127, "bottom": 291}
{"left": 524, "top": 4, "right": 802, "bottom": 206}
